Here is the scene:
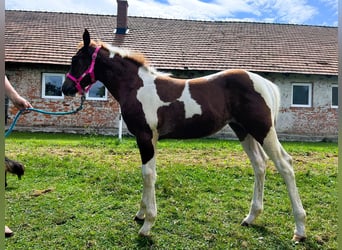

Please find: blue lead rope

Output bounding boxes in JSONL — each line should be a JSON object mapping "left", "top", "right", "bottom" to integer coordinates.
{"left": 5, "top": 95, "right": 85, "bottom": 138}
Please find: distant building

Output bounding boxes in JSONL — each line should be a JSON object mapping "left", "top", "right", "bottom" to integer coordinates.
{"left": 5, "top": 2, "right": 338, "bottom": 141}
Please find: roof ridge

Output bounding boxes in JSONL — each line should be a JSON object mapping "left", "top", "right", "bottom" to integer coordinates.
{"left": 5, "top": 9, "right": 114, "bottom": 17}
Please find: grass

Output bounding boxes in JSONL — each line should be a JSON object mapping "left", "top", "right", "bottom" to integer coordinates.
{"left": 5, "top": 132, "right": 337, "bottom": 249}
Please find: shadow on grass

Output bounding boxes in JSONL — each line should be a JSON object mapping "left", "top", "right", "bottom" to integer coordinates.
{"left": 132, "top": 218, "right": 157, "bottom": 249}
{"left": 247, "top": 224, "right": 292, "bottom": 249}
{"left": 135, "top": 235, "right": 156, "bottom": 249}
{"left": 248, "top": 224, "right": 322, "bottom": 250}
{"left": 5, "top": 186, "right": 19, "bottom": 191}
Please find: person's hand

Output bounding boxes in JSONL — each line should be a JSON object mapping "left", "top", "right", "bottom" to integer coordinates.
{"left": 5, "top": 76, "right": 33, "bottom": 110}
{"left": 12, "top": 95, "right": 32, "bottom": 110}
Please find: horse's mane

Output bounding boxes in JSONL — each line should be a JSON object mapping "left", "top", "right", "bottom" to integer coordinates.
{"left": 77, "top": 40, "right": 166, "bottom": 76}
{"left": 78, "top": 40, "right": 147, "bottom": 64}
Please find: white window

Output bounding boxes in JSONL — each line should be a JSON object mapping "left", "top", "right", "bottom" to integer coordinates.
{"left": 291, "top": 83, "right": 312, "bottom": 107}
{"left": 86, "top": 80, "right": 107, "bottom": 101}
{"left": 42, "top": 73, "right": 65, "bottom": 99}
{"left": 331, "top": 84, "right": 338, "bottom": 108}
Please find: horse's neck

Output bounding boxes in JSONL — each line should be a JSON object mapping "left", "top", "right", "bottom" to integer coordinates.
{"left": 99, "top": 56, "right": 142, "bottom": 103}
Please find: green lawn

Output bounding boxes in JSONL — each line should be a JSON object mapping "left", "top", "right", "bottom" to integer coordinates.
{"left": 5, "top": 133, "right": 337, "bottom": 249}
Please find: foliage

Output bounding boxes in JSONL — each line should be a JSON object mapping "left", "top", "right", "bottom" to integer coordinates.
{"left": 5, "top": 133, "right": 337, "bottom": 249}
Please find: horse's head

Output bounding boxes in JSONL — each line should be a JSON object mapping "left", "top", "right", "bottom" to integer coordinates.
{"left": 62, "top": 29, "right": 100, "bottom": 96}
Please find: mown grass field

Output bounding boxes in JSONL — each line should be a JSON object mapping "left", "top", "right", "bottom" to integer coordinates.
{"left": 5, "top": 132, "right": 337, "bottom": 249}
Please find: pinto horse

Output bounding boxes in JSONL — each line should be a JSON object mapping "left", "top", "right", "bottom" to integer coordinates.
{"left": 62, "top": 29, "right": 306, "bottom": 241}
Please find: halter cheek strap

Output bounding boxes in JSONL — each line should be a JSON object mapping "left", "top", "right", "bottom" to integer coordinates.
{"left": 66, "top": 46, "right": 101, "bottom": 95}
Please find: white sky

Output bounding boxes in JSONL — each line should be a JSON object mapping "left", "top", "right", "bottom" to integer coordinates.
{"left": 5, "top": 0, "right": 338, "bottom": 26}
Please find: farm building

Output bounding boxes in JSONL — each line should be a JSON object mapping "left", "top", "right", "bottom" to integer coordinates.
{"left": 4, "top": 2, "right": 338, "bottom": 141}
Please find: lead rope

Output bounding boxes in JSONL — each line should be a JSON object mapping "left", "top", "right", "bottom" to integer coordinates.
{"left": 5, "top": 95, "right": 85, "bottom": 138}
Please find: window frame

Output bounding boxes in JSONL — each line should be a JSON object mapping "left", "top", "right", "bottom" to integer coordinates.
{"left": 42, "top": 73, "right": 65, "bottom": 99}
{"left": 331, "top": 84, "right": 338, "bottom": 108}
{"left": 85, "top": 80, "right": 108, "bottom": 101}
{"left": 291, "top": 83, "right": 312, "bottom": 107}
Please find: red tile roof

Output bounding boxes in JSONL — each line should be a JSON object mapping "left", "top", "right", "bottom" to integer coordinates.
{"left": 5, "top": 10, "right": 337, "bottom": 75}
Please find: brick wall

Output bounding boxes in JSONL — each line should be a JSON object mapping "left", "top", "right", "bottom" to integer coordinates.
{"left": 278, "top": 107, "right": 337, "bottom": 135}
{"left": 268, "top": 72, "right": 338, "bottom": 138}
{"left": 5, "top": 64, "right": 338, "bottom": 140}
{"left": 171, "top": 69, "right": 338, "bottom": 140}
{"left": 6, "top": 63, "right": 121, "bottom": 135}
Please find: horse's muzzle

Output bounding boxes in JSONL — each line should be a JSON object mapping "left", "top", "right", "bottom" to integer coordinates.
{"left": 62, "top": 80, "right": 77, "bottom": 97}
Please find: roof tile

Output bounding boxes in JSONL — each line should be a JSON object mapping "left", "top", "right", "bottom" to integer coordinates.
{"left": 5, "top": 10, "right": 337, "bottom": 75}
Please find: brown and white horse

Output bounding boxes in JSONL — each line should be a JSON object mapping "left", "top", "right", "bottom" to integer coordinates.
{"left": 62, "top": 29, "right": 306, "bottom": 241}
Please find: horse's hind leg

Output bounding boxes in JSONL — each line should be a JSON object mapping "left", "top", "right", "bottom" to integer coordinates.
{"left": 240, "top": 134, "right": 268, "bottom": 226}
{"left": 262, "top": 128, "right": 306, "bottom": 241}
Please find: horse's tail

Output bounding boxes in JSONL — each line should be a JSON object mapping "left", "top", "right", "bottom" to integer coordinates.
{"left": 246, "top": 71, "right": 281, "bottom": 125}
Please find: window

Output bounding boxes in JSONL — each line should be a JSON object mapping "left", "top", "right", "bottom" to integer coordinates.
{"left": 42, "top": 73, "right": 65, "bottom": 99}
{"left": 332, "top": 84, "right": 338, "bottom": 108}
{"left": 86, "top": 80, "right": 107, "bottom": 100}
{"left": 291, "top": 83, "right": 312, "bottom": 107}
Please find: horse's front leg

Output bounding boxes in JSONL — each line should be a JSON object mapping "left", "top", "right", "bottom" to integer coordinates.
{"left": 135, "top": 157, "right": 157, "bottom": 236}
{"left": 134, "top": 133, "right": 158, "bottom": 236}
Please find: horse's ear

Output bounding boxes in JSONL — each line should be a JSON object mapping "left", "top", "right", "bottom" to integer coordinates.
{"left": 83, "top": 29, "right": 90, "bottom": 49}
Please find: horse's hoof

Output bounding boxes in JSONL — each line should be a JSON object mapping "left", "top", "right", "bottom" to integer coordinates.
{"left": 138, "top": 229, "right": 151, "bottom": 237}
{"left": 292, "top": 234, "right": 306, "bottom": 243}
{"left": 241, "top": 221, "right": 249, "bottom": 227}
{"left": 134, "top": 216, "right": 145, "bottom": 224}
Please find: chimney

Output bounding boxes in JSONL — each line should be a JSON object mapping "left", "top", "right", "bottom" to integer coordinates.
{"left": 115, "top": 0, "right": 129, "bottom": 34}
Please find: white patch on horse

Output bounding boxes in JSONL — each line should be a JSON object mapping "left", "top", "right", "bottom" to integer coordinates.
{"left": 106, "top": 44, "right": 130, "bottom": 58}
{"left": 137, "top": 67, "right": 170, "bottom": 129}
{"left": 177, "top": 80, "right": 202, "bottom": 118}
{"left": 246, "top": 71, "right": 280, "bottom": 123}
{"left": 109, "top": 51, "right": 115, "bottom": 58}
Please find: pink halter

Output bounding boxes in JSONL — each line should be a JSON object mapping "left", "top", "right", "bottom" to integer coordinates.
{"left": 66, "top": 46, "right": 101, "bottom": 95}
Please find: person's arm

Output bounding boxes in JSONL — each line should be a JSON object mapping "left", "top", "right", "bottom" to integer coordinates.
{"left": 5, "top": 76, "right": 32, "bottom": 110}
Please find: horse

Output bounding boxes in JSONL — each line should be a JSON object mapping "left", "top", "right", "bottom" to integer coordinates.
{"left": 62, "top": 29, "right": 306, "bottom": 242}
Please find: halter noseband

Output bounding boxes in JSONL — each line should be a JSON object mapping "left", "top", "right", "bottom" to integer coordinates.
{"left": 66, "top": 46, "right": 101, "bottom": 95}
